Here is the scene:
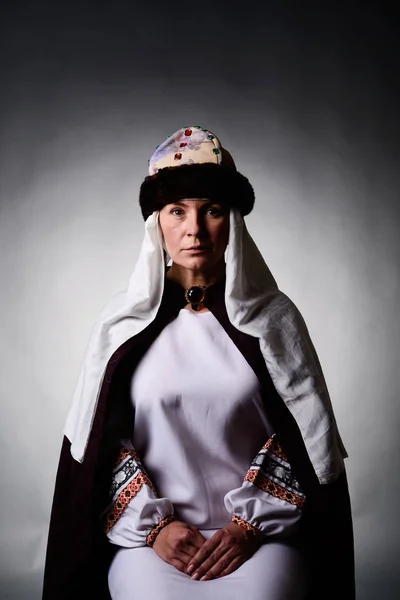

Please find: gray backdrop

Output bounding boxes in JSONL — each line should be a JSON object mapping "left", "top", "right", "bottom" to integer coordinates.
{"left": 1, "top": 2, "right": 399, "bottom": 598}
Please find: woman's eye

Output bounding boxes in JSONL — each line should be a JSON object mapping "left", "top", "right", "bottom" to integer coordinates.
{"left": 206, "top": 207, "right": 222, "bottom": 216}
{"left": 170, "top": 208, "right": 183, "bottom": 216}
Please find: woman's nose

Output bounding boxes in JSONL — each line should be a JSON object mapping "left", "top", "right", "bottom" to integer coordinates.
{"left": 186, "top": 211, "right": 204, "bottom": 237}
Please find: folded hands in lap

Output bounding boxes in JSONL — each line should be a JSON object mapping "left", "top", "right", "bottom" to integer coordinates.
{"left": 152, "top": 521, "right": 206, "bottom": 574}
{"left": 153, "top": 520, "right": 260, "bottom": 581}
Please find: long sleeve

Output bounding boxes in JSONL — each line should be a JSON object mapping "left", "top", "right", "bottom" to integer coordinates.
{"left": 224, "top": 434, "right": 306, "bottom": 538}
{"left": 105, "top": 445, "right": 175, "bottom": 548}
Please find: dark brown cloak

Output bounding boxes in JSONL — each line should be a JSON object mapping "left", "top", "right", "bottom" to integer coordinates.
{"left": 42, "top": 277, "right": 355, "bottom": 600}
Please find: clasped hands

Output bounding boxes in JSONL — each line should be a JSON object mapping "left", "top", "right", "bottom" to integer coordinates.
{"left": 152, "top": 519, "right": 260, "bottom": 581}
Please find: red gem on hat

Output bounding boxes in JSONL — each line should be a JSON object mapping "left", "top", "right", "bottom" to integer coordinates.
{"left": 179, "top": 142, "right": 187, "bottom": 147}
{"left": 174, "top": 153, "right": 182, "bottom": 160}
{"left": 184, "top": 129, "right": 192, "bottom": 136}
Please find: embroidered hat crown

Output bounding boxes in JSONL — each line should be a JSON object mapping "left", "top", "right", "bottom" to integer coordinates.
{"left": 148, "top": 126, "right": 234, "bottom": 175}
{"left": 139, "top": 125, "right": 254, "bottom": 220}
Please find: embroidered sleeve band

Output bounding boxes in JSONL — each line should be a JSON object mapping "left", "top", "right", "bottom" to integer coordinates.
{"left": 231, "top": 515, "right": 261, "bottom": 537}
{"left": 146, "top": 515, "right": 176, "bottom": 547}
{"left": 105, "top": 447, "right": 158, "bottom": 534}
{"left": 224, "top": 434, "right": 305, "bottom": 538}
{"left": 245, "top": 434, "right": 306, "bottom": 509}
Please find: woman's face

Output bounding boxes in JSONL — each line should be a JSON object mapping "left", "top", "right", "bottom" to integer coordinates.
{"left": 159, "top": 199, "right": 230, "bottom": 273}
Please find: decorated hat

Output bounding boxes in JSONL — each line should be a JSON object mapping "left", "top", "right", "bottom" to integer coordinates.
{"left": 139, "top": 126, "right": 255, "bottom": 220}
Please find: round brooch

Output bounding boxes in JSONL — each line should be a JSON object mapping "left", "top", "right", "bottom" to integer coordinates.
{"left": 184, "top": 286, "right": 207, "bottom": 311}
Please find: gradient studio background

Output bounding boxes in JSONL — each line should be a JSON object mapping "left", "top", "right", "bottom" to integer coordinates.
{"left": 1, "top": 2, "right": 399, "bottom": 599}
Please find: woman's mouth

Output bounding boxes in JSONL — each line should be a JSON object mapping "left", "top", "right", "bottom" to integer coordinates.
{"left": 184, "top": 247, "right": 210, "bottom": 252}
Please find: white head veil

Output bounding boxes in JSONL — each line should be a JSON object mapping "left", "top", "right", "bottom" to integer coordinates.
{"left": 65, "top": 208, "right": 346, "bottom": 484}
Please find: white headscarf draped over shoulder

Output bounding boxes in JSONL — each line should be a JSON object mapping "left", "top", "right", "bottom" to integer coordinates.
{"left": 65, "top": 208, "right": 347, "bottom": 485}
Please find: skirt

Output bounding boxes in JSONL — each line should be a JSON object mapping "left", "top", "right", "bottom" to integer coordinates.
{"left": 108, "top": 529, "right": 307, "bottom": 600}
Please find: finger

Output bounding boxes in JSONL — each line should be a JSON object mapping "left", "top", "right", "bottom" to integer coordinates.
{"left": 169, "top": 549, "right": 195, "bottom": 565}
{"left": 196, "top": 547, "right": 239, "bottom": 581}
{"left": 191, "top": 543, "right": 232, "bottom": 580}
{"left": 214, "top": 555, "right": 243, "bottom": 579}
{"left": 177, "top": 540, "right": 205, "bottom": 561}
{"left": 186, "top": 535, "right": 222, "bottom": 574}
{"left": 169, "top": 558, "right": 189, "bottom": 574}
{"left": 201, "top": 553, "right": 243, "bottom": 581}
{"left": 181, "top": 543, "right": 201, "bottom": 559}
{"left": 155, "top": 542, "right": 193, "bottom": 567}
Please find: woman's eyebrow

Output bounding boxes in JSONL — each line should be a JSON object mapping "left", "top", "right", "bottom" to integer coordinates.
{"left": 171, "top": 200, "right": 217, "bottom": 207}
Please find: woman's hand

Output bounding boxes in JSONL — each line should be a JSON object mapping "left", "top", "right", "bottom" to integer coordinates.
{"left": 186, "top": 521, "right": 261, "bottom": 581}
{"left": 152, "top": 520, "right": 206, "bottom": 574}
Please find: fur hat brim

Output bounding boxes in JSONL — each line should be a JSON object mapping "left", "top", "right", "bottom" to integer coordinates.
{"left": 139, "top": 163, "right": 255, "bottom": 220}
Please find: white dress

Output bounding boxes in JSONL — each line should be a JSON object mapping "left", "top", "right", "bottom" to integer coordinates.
{"left": 107, "top": 309, "right": 307, "bottom": 599}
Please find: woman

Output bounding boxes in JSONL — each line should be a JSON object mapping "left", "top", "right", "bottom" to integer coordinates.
{"left": 42, "top": 126, "right": 355, "bottom": 600}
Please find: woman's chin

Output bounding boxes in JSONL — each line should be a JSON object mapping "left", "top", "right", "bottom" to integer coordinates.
{"left": 176, "top": 255, "right": 217, "bottom": 272}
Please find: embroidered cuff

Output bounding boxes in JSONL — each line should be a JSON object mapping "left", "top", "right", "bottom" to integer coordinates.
{"left": 146, "top": 515, "right": 176, "bottom": 547}
{"left": 231, "top": 515, "right": 261, "bottom": 538}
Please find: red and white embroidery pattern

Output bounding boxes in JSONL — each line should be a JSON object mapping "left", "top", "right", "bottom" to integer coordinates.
{"left": 146, "top": 514, "right": 176, "bottom": 547}
{"left": 104, "top": 447, "right": 158, "bottom": 533}
{"left": 263, "top": 436, "right": 288, "bottom": 462}
{"left": 231, "top": 514, "right": 260, "bottom": 537}
{"left": 244, "top": 434, "right": 306, "bottom": 509}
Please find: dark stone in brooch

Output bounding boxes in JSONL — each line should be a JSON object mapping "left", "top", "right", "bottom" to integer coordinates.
{"left": 185, "top": 286, "right": 207, "bottom": 311}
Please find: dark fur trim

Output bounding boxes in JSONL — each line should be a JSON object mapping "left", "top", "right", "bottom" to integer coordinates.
{"left": 139, "top": 163, "right": 255, "bottom": 220}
